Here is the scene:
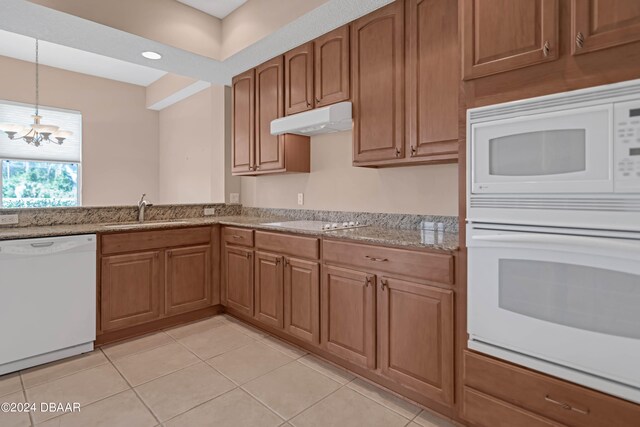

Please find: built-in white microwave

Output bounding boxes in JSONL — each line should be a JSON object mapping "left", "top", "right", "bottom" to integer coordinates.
{"left": 467, "top": 79, "right": 640, "bottom": 231}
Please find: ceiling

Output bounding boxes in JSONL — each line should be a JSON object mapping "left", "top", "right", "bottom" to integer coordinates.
{"left": 0, "top": 29, "right": 167, "bottom": 87}
{"left": 0, "top": 0, "right": 394, "bottom": 85}
{"left": 176, "top": 0, "right": 247, "bottom": 19}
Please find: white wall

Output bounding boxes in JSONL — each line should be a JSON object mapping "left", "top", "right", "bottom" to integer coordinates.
{"left": 0, "top": 55, "right": 160, "bottom": 206}
{"left": 241, "top": 131, "right": 458, "bottom": 215}
{"left": 158, "top": 85, "right": 239, "bottom": 204}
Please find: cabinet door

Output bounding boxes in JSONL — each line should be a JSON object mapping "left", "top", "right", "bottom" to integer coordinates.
{"left": 461, "top": 0, "right": 559, "bottom": 79}
{"left": 254, "top": 251, "right": 284, "bottom": 328}
{"left": 224, "top": 245, "right": 254, "bottom": 317}
{"left": 314, "top": 25, "right": 350, "bottom": 107}
{"left": 378, "top": 277, "right": 454, "bottom": 405}
{"left": 285, "top": 42, "right": 314, "bottom": 115}
{"left": 231, "top": 69, "right": 255, "bottom": 174}
{"left": 572, "top": 0, "right": 640, "bottom": 55}
{"left": 352, "top": 0, "right": 405, "bottom": 163}
{"left": 255, "top": 56, "right": 285, "bottom": 172}
{"left": 321, "top": 265, "right": 376, "bottom": 369}
{"left": 101, "top": 251, "right": 161, "bottom": 331}
{"left": 284, "top": 257, "right": 320, "bottom": 344}
{"left": 406, "top": 0, "right": 458, "bottom": 160}
{"left": 165, "top": 245, "right": 212, "bottom": 316}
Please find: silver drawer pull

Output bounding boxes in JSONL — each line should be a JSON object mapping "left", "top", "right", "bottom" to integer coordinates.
{"left": 364, "top": 255, "right": 388, "bottom": 262}
{"left": 30, "top": 242, "right": 54, "bottom": 248}
{"left": 544, "top": 395, "right": 589, "bottom": 415}
{"left": 231, "top": 235, "right": 244, "bottom": 239}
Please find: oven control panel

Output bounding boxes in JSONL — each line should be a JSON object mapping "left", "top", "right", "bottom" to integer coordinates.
{"left": 614, "top": 100, "right": 640, "bottom": 193}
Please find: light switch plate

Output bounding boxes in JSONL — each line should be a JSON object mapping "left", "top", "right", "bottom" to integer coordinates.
{"left": 230, "top": 193, "right": 240, "bottom": 204}
{"left": 204, "top": 208, "right": 216, "bottom": 216}
{"left": 297, "top": 193, "right": 304, "bottom": 205}
{"left": 0, "top": 214, "right": 19, "bottom": 225}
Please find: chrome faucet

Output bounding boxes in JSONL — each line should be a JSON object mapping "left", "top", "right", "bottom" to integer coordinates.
{"left": 137, "top": 193, "right": 153, "bottom": 222}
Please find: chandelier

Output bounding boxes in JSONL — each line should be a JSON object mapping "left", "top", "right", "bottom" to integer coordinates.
{"left": 0, "top": 39, "right": 73, "bottom": 147}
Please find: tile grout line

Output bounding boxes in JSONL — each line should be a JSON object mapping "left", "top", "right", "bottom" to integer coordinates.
{"left": 18, "top": 355, "right": 110, "bottom": 391}
{"left": 345, "top": 379, "right": 422, "bottom": 421}
{"left": 280, "top": 379, "right": 348, "bottom": 424}
{"left": 101, "top": 347, "right": 163, "bottom": 426}
{"left": 18, "top": 373, "right": 35, "bottom": 427}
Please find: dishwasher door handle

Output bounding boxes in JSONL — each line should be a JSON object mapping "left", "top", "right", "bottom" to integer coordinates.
{"left": 30, "top": 242, "right": 55, "bottom": 248}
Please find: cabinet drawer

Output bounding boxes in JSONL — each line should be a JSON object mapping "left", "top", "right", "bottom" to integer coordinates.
{"left": 223, "top": 227, "right": 254, "bottom": 247}
{"left": 101, "top": 227, "right": 211, "bottom": 254}
{"left": 323, "top": 239, "right": 453, "bottom": 285}
{"left": 464, "top": 351, "right": 640, "bottom": 427}
{"left": 255, "top": 231, "right": 319, "bottom": 260}
{"left": 463, "top": 387, "right": 562, "bottom": 427}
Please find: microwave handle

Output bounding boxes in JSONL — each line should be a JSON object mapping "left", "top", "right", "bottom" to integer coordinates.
{"left": 471, "top": 233, "right": 640, "bottom": 256}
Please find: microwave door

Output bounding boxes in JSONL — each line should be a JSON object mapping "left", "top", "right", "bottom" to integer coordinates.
{"left": 468, "top": 229, "right": 640, "bottom": 393}
{"left": 471, "top": 105, "right": 614, "bottom": 194}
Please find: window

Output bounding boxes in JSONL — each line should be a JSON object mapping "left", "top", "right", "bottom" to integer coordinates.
{"left": 0, "top": 100, "right": 82, "bottom": 208}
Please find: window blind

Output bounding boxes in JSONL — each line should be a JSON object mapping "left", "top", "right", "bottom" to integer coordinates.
{"left": 0, "top": 100, "right": 82, "bottom": 163}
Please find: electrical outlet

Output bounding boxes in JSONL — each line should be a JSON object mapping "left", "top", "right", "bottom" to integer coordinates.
{"left": 204, "top": 208, "right": 216, "bottom": 216}
{"left": 229, "top": 193, "right": 240, "bottom": 204}
{"left": 297, "top": 193, "right": 304, "bottom": 205}
{"left": 0, "top": 214, "right": 19, "bottom": 225}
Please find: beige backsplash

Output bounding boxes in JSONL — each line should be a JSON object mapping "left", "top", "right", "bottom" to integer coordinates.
{"left": 241, "top": 131, "right": 459, "bottom": 216}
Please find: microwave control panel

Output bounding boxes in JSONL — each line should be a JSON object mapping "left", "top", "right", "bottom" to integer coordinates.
{"left": 614, "top": 100, "right": 640, "bottom": 192}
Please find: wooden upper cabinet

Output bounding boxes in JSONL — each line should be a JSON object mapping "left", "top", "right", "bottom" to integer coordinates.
{"left": 352, "top": 0, "right": 405, "bottom": 163}
{"left": 231, "top": 69, "right": 255, "bottom": 174}
{"left": 406, "top": 0, "right": 458, "bottom": 161}
{"left": 255, "top": 56, "right": 285, "bottom": 172}
{"left": 254, "top": 251, "right": 284, "bottom": 329}
{"left": 224, "top": 245, "right": 254, "bottom": 317}
{"left": 284, "top": 257, "right": 320, "bottom": 345}
{"left": 461, "top": 0, "right": 559, "bottom": 79}
{"left": 572, "top": 0, "right": 640, "bottom": 55}
{"left": 321, "top": 265, "right": 376, "bottom": 369}
{"left": 285, "top": 42, "right": 314, "bottom": 115}
{"left": 315, "top": 25, "right": 350, "bottom": 107}
{"left": 378, "top": 277, "right": 454, "bottom": 406}
{"left": 101, "top": 251, "right": 161, "bottom": 331}
{"left": 165, "top": 245, "right": 212, "bottom": 316}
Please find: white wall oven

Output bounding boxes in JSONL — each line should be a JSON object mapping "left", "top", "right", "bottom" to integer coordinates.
{"left": 467, "top": 224, "right": 640, "bottom": 403}
{"left": 468, "top": 79, "right": 640, "bottom": 231}
{"left": 467, "top": 79, "right": 640, "bottom": 404}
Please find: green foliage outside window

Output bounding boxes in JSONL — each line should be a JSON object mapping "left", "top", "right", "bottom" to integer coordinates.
{"left": 1, "top": 160, "right": 79, "bottom": 208}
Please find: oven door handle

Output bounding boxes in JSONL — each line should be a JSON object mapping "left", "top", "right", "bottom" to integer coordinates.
{"left": 471, "top": 233, "right": 640, "bottom": 257}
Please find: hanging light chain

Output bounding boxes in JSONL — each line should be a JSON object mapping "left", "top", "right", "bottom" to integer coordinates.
{"left": 35, "top": 39, "right": 39, "bottom": 116}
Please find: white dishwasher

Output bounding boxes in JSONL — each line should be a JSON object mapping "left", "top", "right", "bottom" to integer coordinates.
{"left": 0, "top": 234, "right": 96, "bottom": 375}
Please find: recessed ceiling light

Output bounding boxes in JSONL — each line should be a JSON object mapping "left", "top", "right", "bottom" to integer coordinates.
{"left": 142, "top": 51, "right": 162, "bottom": 60}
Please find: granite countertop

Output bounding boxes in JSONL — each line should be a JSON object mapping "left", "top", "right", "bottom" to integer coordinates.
{"left": 0, "top": 215, "right": 459, "bottom": 251}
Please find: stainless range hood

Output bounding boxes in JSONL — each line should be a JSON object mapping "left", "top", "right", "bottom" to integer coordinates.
{"left": 270, "top": 102, "right": 352, "bottom": 136}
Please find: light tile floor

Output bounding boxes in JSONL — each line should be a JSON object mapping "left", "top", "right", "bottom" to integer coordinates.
{"left": 0, "top": 315, "right": 458, "bottom": 427}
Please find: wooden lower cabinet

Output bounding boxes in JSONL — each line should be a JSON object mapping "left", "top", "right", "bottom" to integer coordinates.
{"left": 378, "top": 277, "right": 454, "bottom": 406}
{"left": 165, "top": 245, "right": 212, "bottom": 316}
{"left": 284, "top": 257, "right": 320, "bottom": 344}
{"left": 254, "top": 251, "right": 284, "bottom": 328}
{"left": 464, "top": 351, "right": 640, "bottom": 427}
{"left": 321, "top": 265, "right": 376, "bottom": 369}
{"left": 99, "top": 227, "right": 217, "bottom": 334}
{"left": 224, "top": 245, "right": 254, "bottom": 317}
{"left": 101, "top": 251, "right": 161, "bottom": 331}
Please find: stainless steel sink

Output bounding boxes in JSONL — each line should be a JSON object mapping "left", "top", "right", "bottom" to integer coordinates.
{"left": 103, "top": 220, "right": 188, "bottom": 229}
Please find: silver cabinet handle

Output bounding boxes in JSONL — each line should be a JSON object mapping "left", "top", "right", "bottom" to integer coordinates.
{"left": 576, "top": 32, "right": 585, "bottom": 49}
{"left": 543, "top": 40, "right": 550, "bottom": 57}
{"left": 232, "top": 235, "right": 244, "bottom": 239}
{"left": 30, "top": 242, "right": 54, "bottom": 248}
{"left": 380, "top": 279, "right": 388, "bottom": 291}
{"left": 544, "top": 395, "right": 589, "bottom": 415}
{"left": 365, "top": 255, "right": 388, "bottom": 262}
